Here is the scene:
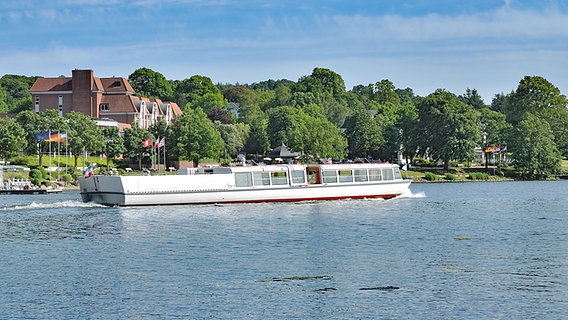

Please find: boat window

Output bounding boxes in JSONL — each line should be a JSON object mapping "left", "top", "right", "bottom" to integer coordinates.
{"left": 338, "top": 170, "right": 353, "bottom": 183}
{"left": 382, "top": 168, "right": 394, "bottom": 181}
{"left": 253, "top": 172, "right": 270, "bottom": 186}
{"left": 235, "top": 172, "right": 253, "bottom": 187}
{"left": 393, "top": 167, "right": 402, "bottom": 180}
{"left": 322, "top": 170, "right": 338, "bottom": 183}
{"left": 354, "top": 169, "right": 368, "bottom": 182}
{"left": 369, "top": 169, "right": 382, "bottom": 181}
{"left": 291, "top": 170, "right": 305, "bottom": 184}
{"left": 271, "top": 172, "right": 288, "bottom": 185}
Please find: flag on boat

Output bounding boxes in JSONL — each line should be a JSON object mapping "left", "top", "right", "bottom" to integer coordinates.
{"left": 501, "top": 145, "right": 507, "bottom": 153}
{"left": 484, "top": 146, "right": 494, "bottom": 153}
{"left": 142, "top": 137, "right": 152, "bottom": 148}
{"left": 154, "top": 137, "right": 165, "bottom": 148}
{"left": 493, "top": 145, "right": 501, "bottom": 153}
{"left": 84, "top": 163, "right": 94, "bottom": 179}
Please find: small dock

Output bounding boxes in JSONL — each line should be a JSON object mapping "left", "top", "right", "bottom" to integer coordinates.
{"left": 0, "top": 188, "right": 63, "bottom": 195}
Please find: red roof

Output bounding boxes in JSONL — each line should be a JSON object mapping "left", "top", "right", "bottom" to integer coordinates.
{"left": 30, "top": 77, "right": 72, "bottom": 92}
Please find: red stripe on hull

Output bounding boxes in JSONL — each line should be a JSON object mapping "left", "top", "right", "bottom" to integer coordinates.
{"left": 200, "top": 193, "right": 401, "bottom": 205}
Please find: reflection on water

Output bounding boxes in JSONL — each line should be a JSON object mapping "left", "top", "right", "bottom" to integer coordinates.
{"left": 0, "top": 182, "right": 567, "bottom": 319}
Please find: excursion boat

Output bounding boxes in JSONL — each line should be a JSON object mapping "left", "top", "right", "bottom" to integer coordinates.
{"left": 79, "top": 163, "right": 411, "bottom": 206}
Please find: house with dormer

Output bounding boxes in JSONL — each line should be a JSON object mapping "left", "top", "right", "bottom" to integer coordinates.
{"left": 29, "top": 69, "right": 182, "bottom": 129}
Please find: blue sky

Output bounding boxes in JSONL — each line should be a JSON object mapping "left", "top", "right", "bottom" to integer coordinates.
{"left": 1, "top": 0, "right": 567, "bottom": 102}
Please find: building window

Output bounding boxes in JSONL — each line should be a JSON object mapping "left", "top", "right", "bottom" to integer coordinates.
{"left": 113, "top": 81, "right": 121, "bottom": 88}
{"left": 100, "top": 103, "right": 110, "bottom": 111}
{"left": 58, "top": 96, "right": 63, "bottom": 116}
{"left": 34, "top": 96, "right": 40, "bottom": 113}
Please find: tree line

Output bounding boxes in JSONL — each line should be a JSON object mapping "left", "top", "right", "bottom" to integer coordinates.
{"left": 1, "top": 68, "right": 567, "bottom": 179}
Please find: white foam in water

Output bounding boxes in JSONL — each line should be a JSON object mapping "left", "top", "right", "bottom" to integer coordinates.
{"left": 3, "top": 200, "right": 105, "bottom": 211}
{"left": 397, "top": 189, "right": 426, "bottom": 199}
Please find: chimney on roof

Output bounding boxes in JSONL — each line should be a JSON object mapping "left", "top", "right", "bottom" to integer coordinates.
{"left": 72, "top": 69, "right": 95, "bottom": 117}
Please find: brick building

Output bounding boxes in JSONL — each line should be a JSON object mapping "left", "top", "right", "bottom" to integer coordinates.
{"left": 29, "top": 69, "right": 182, "bottom": 129}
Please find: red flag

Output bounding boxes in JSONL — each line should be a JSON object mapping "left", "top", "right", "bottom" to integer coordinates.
{"left": 157, "top": 137, "right": 165, "bottom": 148}
{"left": 153, "top": 137, "right": 160, "bottom": 149}
{"left": 142, "top": 137, "right": 152, "bottom": 148}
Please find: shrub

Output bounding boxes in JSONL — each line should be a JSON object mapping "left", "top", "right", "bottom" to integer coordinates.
{"left": 413, "top": 157, "right": 431, "bottom": 167}
{"left": 468, "top": 172, "right": 490, "bottom": 180}
{"left": 445, "top": 173, "right": 457, "bottom": 181}
{"left": 41, "top": 180, "right": 52, "bottom": 187}
{"left": 61, "top": 173, "right": 73, "bottom": 185}
{"left": 424, "top": 171, "right": 439, "bottom": 181}
{"left": 29, "top": 168, "right": 43, "bottom": 186}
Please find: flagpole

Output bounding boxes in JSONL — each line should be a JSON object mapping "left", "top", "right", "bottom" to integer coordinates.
{"left": 57, "top": 130, "right": 60, "bottom": 181}
{"left": 65, "top": 132, "right": 68, "bottom": 173}
{"left": 48, "top": 129, "right": 52, "bottom": 175}
{"left": 156, "top": 137, "right": 160, "bottom": 173}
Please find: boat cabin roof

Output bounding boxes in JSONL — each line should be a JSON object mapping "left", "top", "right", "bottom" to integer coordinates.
{"left": 176, "top": 163, "right": 398, "bottom": 176}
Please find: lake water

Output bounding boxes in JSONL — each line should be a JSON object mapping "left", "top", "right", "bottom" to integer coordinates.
{"left": 1, "top": 181, "right": 567, "bottom": 319}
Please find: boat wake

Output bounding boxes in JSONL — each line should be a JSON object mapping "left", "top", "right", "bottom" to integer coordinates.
{"left": 397, "top": 190, "right": 426, "bottom": 199}
{"left": 1, "top": 200, "right": 105, "bottom": 212}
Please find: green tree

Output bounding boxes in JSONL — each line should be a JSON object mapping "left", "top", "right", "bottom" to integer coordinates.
{"left": 17, "top": 110, "right": 68, "bottom": 167}
{"left": 540, "top": 106, "right": 568, "bottom": 157}
{"left": 295, "top": 68, "right": 349, "bottom": 126}
{"left": 0, "top": 118, "right": 27, "bottom": 162}
{"left": 396, "top": 87, "right": 421, "bottom": 106}
{"left": 506, "top": 76, "right": 568, "bottom": 157}
{"left": 478, "top": 107, "right": 512, "bottom": 148}
{"left": 65, "top": 111, "right": 104, "bottom": 168}
{"left": 0, "top": 74, "right": 36, "bottom": 113}
{"left": 123, "top": 124, "right": 152, "bottom": 170}
{"left": 213, "top": 122, "right": 249, "bottom": 160}
{"left": 508, "top": 113, "right": 561, "bottom": 179}
{"left": 101, "top": 126, "right": 126, "bottom": 170}
{"left": 149, "top": 119, "right": 169, "bottom": 141}
{"left": 459, "top": 88, "right": 486, "bottom": 109}
{"left": 238, "top": 103, "right": 270, "bottom": 156}
{"left": 188, "top": 92, "right": 228, "bottom": 113}
{"left": 171, "top": 108, "right": 223, "bottom": 166}
{"left": 303, "top": 114, "right": 348, "bottom": 160}
{"left": 0, "top": 87, "right": 8, "bottom": 113}
{"left": 267, "top": 106, "right": 308, "bottom": 152}
{"left": 397, "top": 102, "right": 420, "bottom": 165}
{"left": 173, "top": 75, "right": 220, "bottom": 107}
{"left": 15, "top": 110, "right": 42, "bottom": 155}
{"left": 490, "top": 92, "right": 509, "bottom": 113}
{"left": 343, "top": 107, "right": 384, "bottom": 159}
{"left": 505, "top": 76, "right": 567, "bottom": 124}
{"left": 223, "top": 86, "right": 257, "bottom": 106}
{"left": 417, "top": 89, "right": 480, "bottom": 170}
{"left": 351, "top": 84, "right": 375, "bottom": 108}
{"left": 373, "top": 79, "right": 400, "bottom": 106}
{"left": 128, "top": 67, "right": 173, "bottom": 100}
{"left": 296, "top": 68, "right": 346, "bottom": 100}
{"left": 207, "top": 107, "right": 234, "bottom": 124}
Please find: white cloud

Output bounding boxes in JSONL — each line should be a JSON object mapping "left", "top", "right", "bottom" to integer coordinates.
{"left": 331, "top": 7, "right": 568, "bottom": 43}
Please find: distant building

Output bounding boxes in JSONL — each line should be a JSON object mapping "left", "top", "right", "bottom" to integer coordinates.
{"left": 29, "top": 69, "right": 182, "bottom": 129}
